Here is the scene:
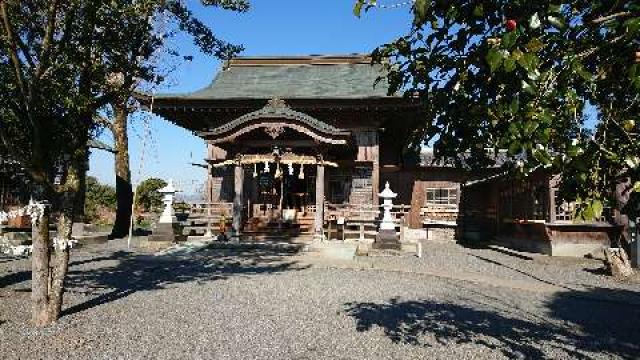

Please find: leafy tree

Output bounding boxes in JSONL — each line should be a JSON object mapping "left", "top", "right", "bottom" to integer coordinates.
{"left": 0, "top": 0, "right": 246, "bottom": 326}
{"left": 96, "top": 0, "right": 250, "bottom": 238}
{"left": 135, "top": 177, "right": 167, "bottom": 213}
{"left": 84, "top": 176, "right": 116, "bottom": 223}
{"left": 0, "top": 0, "right": 110, "bottom": 326}
{"left": 355, "top": 1, "right": 640, "bottom": 224}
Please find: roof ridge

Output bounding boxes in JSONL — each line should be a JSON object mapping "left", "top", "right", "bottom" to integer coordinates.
{"left": 226, "top": 54, "right": 373, "bottom": 67}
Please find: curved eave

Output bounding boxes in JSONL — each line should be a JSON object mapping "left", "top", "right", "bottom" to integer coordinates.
{"left": 136, "top": 93, "right": 422, "bottom": 110}
{"left": 199, "top": 99, "right": 351, "bottom": 145}
{"left": 135, "top": 94, "right": 426, "bottom": 135}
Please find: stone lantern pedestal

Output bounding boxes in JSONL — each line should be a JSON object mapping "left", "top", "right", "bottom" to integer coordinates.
{"left": 373, "top": 182, "right": 401, "bottom": 250}
{"left": 149, "top": 180, "right": 185, "bottom": 243}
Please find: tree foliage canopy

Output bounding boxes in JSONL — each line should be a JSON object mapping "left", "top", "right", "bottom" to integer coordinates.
{"left": 356, "top": 0, "right": 640, "bottom": 219}
{"left": 135, "top": 177, "right": 167, "bottom": 212}
{"left": 84, "top": 176, "right": 116, "bottom": 222}
{"left": 0, "top": 0, "right": 248, "bottom": 181}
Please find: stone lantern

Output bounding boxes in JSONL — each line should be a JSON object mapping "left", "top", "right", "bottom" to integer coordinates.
{"left": 149, "top": 179, "right": 184, "bottom": 243}
{"left": 373, "top": 182, "right": 401, "bottom": 250}
{"left": 158, "top": 180, "right": 177, "bottom": 224}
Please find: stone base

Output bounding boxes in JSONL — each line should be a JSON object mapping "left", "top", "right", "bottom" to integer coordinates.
{"left": 148, "top": 222, "right": 185, "bottom": 243}
{"left": 373, "top": 229, "right": 401, "bottom": 250}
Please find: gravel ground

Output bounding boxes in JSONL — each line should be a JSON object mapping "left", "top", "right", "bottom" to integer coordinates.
{"left": 357, "top": 241, "right": 640, "bottom": 293}
{"left": 1, "top": 239, "right": 639, "bottom": 360}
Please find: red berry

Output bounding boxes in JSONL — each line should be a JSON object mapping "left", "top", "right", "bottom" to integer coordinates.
{"left": 506, "top": 19, "right": 517, "bottom": 32}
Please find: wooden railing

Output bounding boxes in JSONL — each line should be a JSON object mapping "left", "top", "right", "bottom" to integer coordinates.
{"left": 188, "top": 202, "right": 234, "bottom": 218}
{"left": 325, "top": 203, "right": 410, "bottom": 223}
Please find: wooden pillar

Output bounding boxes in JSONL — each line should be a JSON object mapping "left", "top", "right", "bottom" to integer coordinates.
{"left": 372, "top": 160, "right": 380, "bottom": 206}
{"left": 314, "top": 163, "right": 325, "bottom": 239}
{"left": 371, "top": 133, "right": 380, "bottom": 206}
{"left": 232, "top": 162, "right": 244, "bottom": 239}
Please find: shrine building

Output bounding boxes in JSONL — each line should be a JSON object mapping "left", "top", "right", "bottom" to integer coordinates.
{"left": 146, "top": 54, "right": 622, "bottom": 257}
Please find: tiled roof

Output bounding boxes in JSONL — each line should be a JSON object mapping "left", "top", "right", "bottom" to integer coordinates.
{"left": 419, "top": 148, "right": 512, "bottom": 168}
{"left": 154, "top": 55, "right": 395, "bottom": 100}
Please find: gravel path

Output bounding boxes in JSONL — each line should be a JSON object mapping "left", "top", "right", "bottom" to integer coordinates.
{"left": 1, "top": 239, "right": 639, "bottom": 359}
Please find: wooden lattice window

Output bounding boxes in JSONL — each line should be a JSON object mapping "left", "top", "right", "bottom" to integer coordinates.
{"left": 425, "top": 188, "right": 458, "bottom": 207}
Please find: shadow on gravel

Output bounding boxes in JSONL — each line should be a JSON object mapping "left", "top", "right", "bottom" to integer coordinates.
{"left": 68, "top": 251, "right": 132, "bottom": 267}
{"left": 0, "top": 252, "right": 134, "bottom": 289}
{"left": 0, "top": 270, "right": 30, "bottom": 288}
{"left": 471, "top": 254, "right": 574, "bottom": 291}
{"left": 62, "top": 245, "right": 308, "bottom": 318}
{"left": 0, "top": 257, "right": 20, "bottom": 264}
{"left": 345, "top": 287, "right": 640, "bottom": 359}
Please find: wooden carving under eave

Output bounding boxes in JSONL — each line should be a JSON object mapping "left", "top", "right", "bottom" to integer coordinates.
{"left": 264, "top": 124, "right": 285, "bottom": 139}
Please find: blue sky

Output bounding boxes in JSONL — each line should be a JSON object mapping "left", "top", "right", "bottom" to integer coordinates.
{"left": 88, "top": 0, "right": 413, "bottom": 195}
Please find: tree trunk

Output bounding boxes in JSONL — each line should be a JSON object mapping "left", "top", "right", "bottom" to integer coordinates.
{"left": 49, "top": 210, "right": 71, "bottom": 319}
{"left": 32, "top": 206, "right": 52, "bottom": 327}
{"left": 110, "top": 103, "right": 133, "bottom": 238}
{"left": 48, "top": 153, "right": 84, "bottom": 320}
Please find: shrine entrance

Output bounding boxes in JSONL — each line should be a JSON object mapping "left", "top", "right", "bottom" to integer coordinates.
{"left": 205, "top": 98, "right": 348, "bottom": 239}
{"left": 214, "top": 151, "right": 339, "bottom": 237}
{"left": 254, "top": 164, "right": 313, "bottom": 215}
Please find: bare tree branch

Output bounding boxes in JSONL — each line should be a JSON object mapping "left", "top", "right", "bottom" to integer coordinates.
{"left": 590, "top": 11, "right": 633, "bottom": 24}
{"left": 94, "top": 114, "right": 115, "bottom": 133}
{"left": 33, "top": 0, "right": 60, "bottom": 81}
{"left": 0, "top": 2, "right": 27, "bottom": 101}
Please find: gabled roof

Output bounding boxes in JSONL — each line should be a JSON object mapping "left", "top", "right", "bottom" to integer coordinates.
{"left": 154, "top": 54, "right": 395, "bottom": 100}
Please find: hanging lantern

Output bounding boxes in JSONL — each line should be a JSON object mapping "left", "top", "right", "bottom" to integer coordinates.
{"left": 298, "top": 164, "right": 305, "bottom": 180}
{"left": 264, "top": 160, "right": 270, "bottom": 173}
{"left": 253, "top": 163, "right": 258, "bottom": 178}
{"left": 275, "top": 163, "right": 282, "bottom": 179}
{"left": 288, "top": 163, "right": 294, "bottom": 176}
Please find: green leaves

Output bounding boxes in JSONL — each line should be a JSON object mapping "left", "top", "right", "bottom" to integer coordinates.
{"left": 502, "top": 30, "right": 519, "bottom": 49}
{"left": 414, "top": 0, "right": 430, "bottom": 25}
{"left": 365, "top": 0, "right": 640, "bottom": 220}
{"left": 472, "top": 4, "right": 483, "bottom": 18}
{"left": 354, "top": 0, "right": 375, "bottom": 17}
{"left": 525, "top": 38, "right": 544, "bottom": 53}
{"left": 516, "top": 52, "right": 538, "bottom": 72}
{"left": 353, "top": 0, "right": 365, "bottom": 17}
{"left": 575, "top": 199, "right": 604, "bottom": 222}
{"left": 486, "top": 48, "right": 503, "bottom": 72}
